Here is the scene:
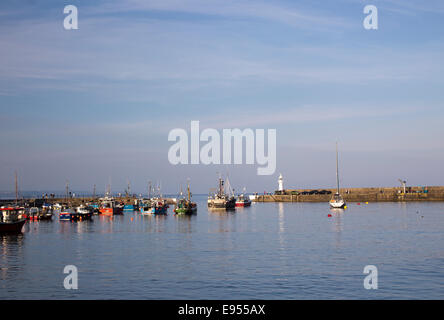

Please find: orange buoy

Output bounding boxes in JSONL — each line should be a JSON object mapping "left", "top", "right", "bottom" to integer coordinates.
{"left": 328, "top": 214, "right": 332, "bottom": 217}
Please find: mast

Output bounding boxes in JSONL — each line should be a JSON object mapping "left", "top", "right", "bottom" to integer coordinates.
{"left": 93, "top": 184, "right": 96, "bottom": 200}
{"left": 336, "top": 142, "right": 340, "bottom": 194}
{"left": 107, "top": 176, "right": 112, "bottom": 197}
{"left": 65, "top": 180, "right": 69, "bottom": 204}
{"left": 126, "top": 179, "right": 131, "bottom": 197}
{"left": 187, "top": 179, "right": 191, "bottom": 202}
{"left": 148, "top": 180, "right": 152, "bottom": 199}
{"left": 218, "top": 176, "right": 224, "bottom": 197}
{"left": 15, "top": 171, "right": 18, "bottom": 205}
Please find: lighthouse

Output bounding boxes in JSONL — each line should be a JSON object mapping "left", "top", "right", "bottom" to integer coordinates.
{"left": 278, "top": 173, "right": 284, "bottom": 192}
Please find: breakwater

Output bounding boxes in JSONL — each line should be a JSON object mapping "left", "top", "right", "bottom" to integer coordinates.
{"left": 254, "top": 186, "right": 444, "bottom": 202}
{"left": 0, "top": 196, "right": 177, "bottom": 207}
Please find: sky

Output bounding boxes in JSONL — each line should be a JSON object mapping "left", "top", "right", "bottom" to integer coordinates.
{"left": 0, "top": 0, "right": 443, "bottom": 195}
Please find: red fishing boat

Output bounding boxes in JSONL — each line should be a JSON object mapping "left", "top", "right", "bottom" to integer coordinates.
{"left": 99, "top": 197, "right": 124, "bottom": 215}
{"left": 235, "top": 194, "right": 252, "bottom": 207}
{"left": 0, "top": 207, "right": 26, "bottom": 233}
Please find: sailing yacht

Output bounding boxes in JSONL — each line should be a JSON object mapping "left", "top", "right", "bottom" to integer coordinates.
{"left": 329, "top": 142, "right": 346, "bottom": 209}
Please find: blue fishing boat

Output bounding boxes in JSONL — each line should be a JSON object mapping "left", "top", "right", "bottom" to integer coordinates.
{"left": 86, "top": 203, "right": 100, "bottom": 214}
{"left": 140, "top": 199, "right": 168, "bottom": 215}
{"left": 124, "top": 204, "right": 135, "bottom": 212}
{"left": 59, "top": 208, "right": 78, "bottom": 221}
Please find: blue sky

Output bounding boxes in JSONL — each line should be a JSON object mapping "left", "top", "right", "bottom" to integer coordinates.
{"left": 1, "top": 0, "right": 443, "bottom": 194}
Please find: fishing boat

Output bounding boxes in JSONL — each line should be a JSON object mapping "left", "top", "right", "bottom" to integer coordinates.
{"left": 139, "top": 199, "right": 152, "bottom": 214}
{"left": 207, "top": 176, "right": 236, "bottom": 209}
{"left": 329, "top": 142, "right": 346, "bottom": 209}
{"left": 99, "top": 196, "right": 124, "bottom": 215}
{"left": 27, "top": 206, "right": 52, "bottom": 221}
{"left": 174, "top": 181, "right": 197, "bottom": 215}
{"left": 0, "top": 207, "right": 26, "bottom": 233}
{"left": 40, "top": 204, "right": 54, "bottom": 220}
{"left": 87, "top": 203, "right": 100, "bottom": 214}
{"left": 27, "top": 207, "right": 40, "bottom": 220}
{"left": 143, "top": 199, "right": 168, "bottom": 215}
{"left": 235, "top": 192, "right": 251, "bottom": 207}
{"left": 75, "top": 205, "right": 93, "bottom": 220}
{"left": 59, "top": 208, "right": 78, "bottom": 221}
{"left": 123, "top": 204, "right": 135, "bottom": 212}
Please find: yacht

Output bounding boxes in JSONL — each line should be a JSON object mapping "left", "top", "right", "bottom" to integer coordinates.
{"left": 329, "top": 142, "right": 346, "bottom": 209}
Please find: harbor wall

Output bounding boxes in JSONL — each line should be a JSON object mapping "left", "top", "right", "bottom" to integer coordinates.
{"left": 0, "top": 197, "right": 177, "bottom": 207}
{"left": 253, "top": 186, "right": 444, "bottom": 202}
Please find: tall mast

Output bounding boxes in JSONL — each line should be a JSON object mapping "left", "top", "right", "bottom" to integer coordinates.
{"left": 336, "top": 142, "right": 340, "bottom": 194}
{"left": 187, "top": 179, "right": 191, "bottom": 202}
{"left": 65, "top": 180, "right": 69, "bottom": 202}
{"left": 148, "top": 180, "right": 152, "bottom": 199}
{"left": 93, "top": 184, "right": 96, "bottom": 200}
{"left": 15, "top": 170, "right": 18, "bottom": 205}
{"left": 218, "top": 174, "right": 224, "bottom": 197}
{"left": 107, "top": 176, "right": 112, "bottom": 196}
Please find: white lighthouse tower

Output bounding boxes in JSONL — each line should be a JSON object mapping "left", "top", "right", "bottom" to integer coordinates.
{"left": 278, "top": 173, "right": 284, "bottom": 192}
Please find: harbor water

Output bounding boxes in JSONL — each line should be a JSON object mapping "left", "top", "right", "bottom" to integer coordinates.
{"left": 1, "top": 196, "right": 443, "bottom": 299}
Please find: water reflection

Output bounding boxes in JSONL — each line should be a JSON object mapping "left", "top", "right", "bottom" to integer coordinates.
{"left": 208, "top": 209, "right": 236, "bottom": 233}
{"left": 0, "top": 234, "right": 25, "bottom": 281}
{"left": 278, "top": 203, "right": 285, "bottom": 233}
{"left": 174, "top": 214, "right": 195, "bottom": 234}
{"left": 277, "top": 202, "right": 288, "bottom": 276}
{"left": 329, "top": 208, "right": 344, "bottom": 248}
{"left": 141, "top": 214, "right": 167, "bottom": 233}
{"left": 2, "top": 199, "right": 443, "bottom": 299}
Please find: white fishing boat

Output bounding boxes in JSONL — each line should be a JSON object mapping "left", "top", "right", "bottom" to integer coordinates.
{"left": 329, "top": 142, "right": 346, "bottom": 209}
{"left": 207, "top": 175, "right": 236, "bottom": 209}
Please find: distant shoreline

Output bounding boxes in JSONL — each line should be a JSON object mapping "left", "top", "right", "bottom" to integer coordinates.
{"left": 253, "top": 186, "right": 444, "bottom": 202}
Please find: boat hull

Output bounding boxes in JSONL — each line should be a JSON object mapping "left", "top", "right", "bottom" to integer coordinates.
{"left": 59, "top": 212, "right": 77, "bottom": 221}
{"left": 60, "top": 213, "right": 92, "bottom": 221}
{"left": 0, "top": 219, "right": 26, "bottom": 233}
{"left": 99, "top": 207, "right": 124, "bottom": 215}
{"left": 123, "top": 205, "right": 136, "bottom": 211}
{"left": 141, "top": 206, "right": 168, "bottom": 215}
{"left": 174, "top": 207, "right": 197, "bottom": 215}
{"left": 208, "top": 198, "right": 236, "bottom": 209}
{"left": 235, "top": 200, "right": 251, "bottom": 207}
{"left": 329, "top": 201, "right": 346, "bottom": 209}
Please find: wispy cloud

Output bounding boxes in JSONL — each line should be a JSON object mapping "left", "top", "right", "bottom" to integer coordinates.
{"left": 88, "top": 0, "right": 352, "bottom": 29}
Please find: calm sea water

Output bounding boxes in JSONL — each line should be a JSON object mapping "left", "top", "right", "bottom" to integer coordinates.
{"left": 1, "top": 196, "right": 443, "bottom": 299}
